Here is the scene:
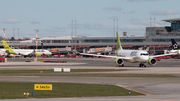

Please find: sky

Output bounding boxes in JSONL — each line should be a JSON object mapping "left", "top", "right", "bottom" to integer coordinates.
{"left": 0, "top": 0, "right": 180, "bottom": 39}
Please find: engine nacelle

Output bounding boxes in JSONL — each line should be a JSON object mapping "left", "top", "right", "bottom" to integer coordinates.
{"left": 148, "top": 58, "right": 157, "bottom": 65}
{"left": 5, "top": 50, "right": 10, "bottom": 53}
{"left": 36, "top": 53, "right": 42, "bottom": 57}
{"left": 115, "top": 58, "right": 124, "bottom": 66}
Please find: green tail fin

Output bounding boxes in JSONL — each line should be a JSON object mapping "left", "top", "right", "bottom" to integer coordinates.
{"left": 2, "top": 40, "right": 16, "bottom": 54}
{"left": 116, "top": 31, "right": 122, "bottom": 50}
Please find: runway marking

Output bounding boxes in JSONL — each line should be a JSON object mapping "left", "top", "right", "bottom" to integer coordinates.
{"left": 173, "top": 65, "right": 180, "bottom": 67}
{"left": 49, "top": 81, "right": 59, "bottom": 82}
{"left": 6, "top": 76, "right": 40, "bottom": 78}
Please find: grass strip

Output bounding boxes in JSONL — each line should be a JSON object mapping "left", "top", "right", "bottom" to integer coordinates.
{"left": 0, "top": 82, "right": 143, "bottom": 99}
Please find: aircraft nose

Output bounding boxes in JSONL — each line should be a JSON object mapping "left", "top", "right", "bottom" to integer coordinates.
{"left": 141, "top": 56, "right": 149, "bottom": 62}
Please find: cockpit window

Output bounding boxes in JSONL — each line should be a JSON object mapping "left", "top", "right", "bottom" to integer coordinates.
{"left": 140, "top": 53, "right": 149, "bottom": 56}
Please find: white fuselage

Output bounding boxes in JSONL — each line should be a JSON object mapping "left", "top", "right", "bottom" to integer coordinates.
{"left": 36, "top": 49, "right": 52, "bottom": 55}
{"left": 13, "top": 49, "right": 34, "bottom": 53}
{"left": 3, "top": 48, "right": 52, "bottom": 56}
{"left": 8, "top": 49, "right": 34, "bottom": 56}
{"left": 169, "top": 49, "right": 180, "bottom": 54}
{"left": 0, "top": 49, "right": 6, "bottom": 56}
{"left": 117, "top": 50, "right": 149, "bottom": 63}
{"left": 13, "top": 49, "right": 52, "bottom": 55}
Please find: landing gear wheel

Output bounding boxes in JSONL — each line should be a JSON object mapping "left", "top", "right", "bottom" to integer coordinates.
{"left": 139, "top": 63, "right": 146, "bottom": 67}
{"left": 119, "top": 64, "right": 124, "bottom": 67}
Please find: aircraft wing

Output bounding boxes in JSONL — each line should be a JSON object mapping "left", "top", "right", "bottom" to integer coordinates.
{"left": 80, "top": 53, "right": 131, "bottom": 60}
{"left": 149, "top": 53, "right": 177, "bottom": 58}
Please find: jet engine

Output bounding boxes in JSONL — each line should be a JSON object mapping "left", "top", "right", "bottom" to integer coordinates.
{"left": 115, "top": 58, "right": 124, "bottom": 66}
{"left": 36, "top": 53, "right": 42, "bottom": 57}
{"left": 148, "top": 58, "right": 157, "bottom": 65}
{"left": 5, "top": 50, "right": 10, "bottom": 53}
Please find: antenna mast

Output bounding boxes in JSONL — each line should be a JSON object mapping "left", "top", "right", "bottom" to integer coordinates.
{"left": 154, "top": 15, "right": 155, "bottom": 27}
{"left": 13, "top": 26, "right": 15, "bottom": 39}
{"left": 150, "top": 16, "right": 152, "bottom": 36}
{"left": 117, "top": 16, "right": 118, "bottom": 32}
{"left": 75, "top": 18, "right": 77, "bottom": 37}
{"left": 17, "top": 26, "right": 20, "bottom": 40}
{"left": 71, "top": 18, "right": 73, "bottom": 38}
{"left": 113, "top": 16, "right": 115, "bottom": 37}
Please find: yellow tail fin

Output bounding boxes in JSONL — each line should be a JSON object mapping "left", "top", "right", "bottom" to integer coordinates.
{"left": 116, "top": 31, "right": 123, "bottom": 50}
{"left": 2, "top": 40, "right": 16, "bottom": 54}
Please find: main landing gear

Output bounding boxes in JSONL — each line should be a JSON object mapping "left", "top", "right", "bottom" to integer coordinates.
{"left": 139, "top": 62, "right": 146, "bottom": 67}
{"left": 119, "top": 64, "right": 124, "bottom": 67}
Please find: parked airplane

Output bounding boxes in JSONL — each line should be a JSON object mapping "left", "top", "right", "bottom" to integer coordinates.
{"left": 169, "top": 39, "right": 180, "bottom": 54}
{"left": 2, "top": 40, "right": 34, "bottom": 57}
{"left": 75, "top": 32, "right": 176, "bottom": 67}
{"left": 2, "top": 40, "right": 52, "bottom": 57}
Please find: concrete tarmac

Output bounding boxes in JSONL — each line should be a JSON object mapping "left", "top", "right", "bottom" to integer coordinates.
{"left": 1, "top": 58, "right": 180, "bottom": 101}
{"left": 5, "top": 57, "right": 180, "bottom": 67}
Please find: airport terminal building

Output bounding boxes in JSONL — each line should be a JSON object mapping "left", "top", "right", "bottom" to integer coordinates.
{"left": 1, "top": 18, "right": 180, "bottom": 55}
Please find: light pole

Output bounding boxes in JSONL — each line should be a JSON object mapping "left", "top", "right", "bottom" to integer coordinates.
{"left": 3, "top": 29, "right": 6, "bottom": 58}
{"left": 17, "top": 27, "right": 20, "bottom": 40}
{"left": 13, "top": 27, "right": 15, "bottom": 39}
{"left": 35, "top": 29, "right": 39, "bottom": 58}
{"left": 75, "top": 18, "right": 77, "bottom": 50}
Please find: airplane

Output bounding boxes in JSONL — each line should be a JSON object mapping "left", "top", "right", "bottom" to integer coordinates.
{"left": 75, "top": 31, "right": 176, "bottom": 67}
{"left": 169, "top": 39, "right": 180, "bottom": 54}
{"left": 2, "top": 40, "right": 34, "bottom": 57}
{"left": 2, "top": 40, "right": 52, "bottom": 57}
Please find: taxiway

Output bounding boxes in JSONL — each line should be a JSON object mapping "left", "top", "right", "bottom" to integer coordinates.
{"left": 0, "top": 58, "right": 180, "bottom": 101}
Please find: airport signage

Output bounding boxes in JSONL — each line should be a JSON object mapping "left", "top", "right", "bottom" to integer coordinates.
{"left": 34, "top": 84, "right": 52, "bottom": 90}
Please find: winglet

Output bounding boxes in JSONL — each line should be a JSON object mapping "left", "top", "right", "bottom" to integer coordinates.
{"left": 116, "top": 31, "right": 123, "bottom": 50}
